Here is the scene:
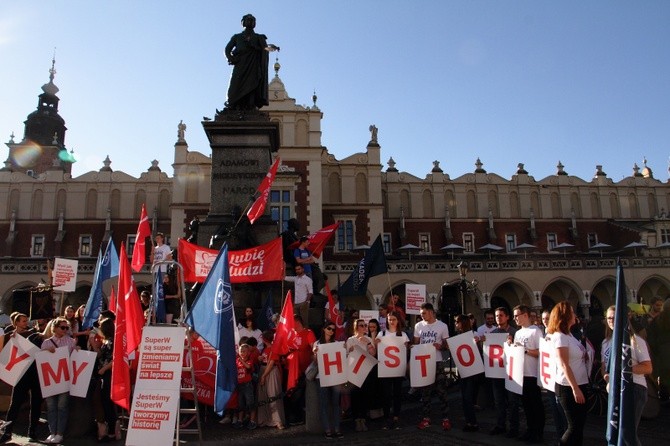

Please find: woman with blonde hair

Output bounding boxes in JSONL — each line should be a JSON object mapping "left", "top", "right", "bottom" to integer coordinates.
{"left": 546, "top": 301, "right": 589, "bottom": 446}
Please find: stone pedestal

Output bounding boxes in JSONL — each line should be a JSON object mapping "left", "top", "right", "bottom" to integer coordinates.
{"left": 198, "top": 112, "right": 282, "bottom": 310}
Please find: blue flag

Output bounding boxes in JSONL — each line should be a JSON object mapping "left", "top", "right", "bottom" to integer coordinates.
{"left": 338, "top": 235, "right": 388, "bottom": 297}
{"left": 82, "top": 240, "right": 120, "bottom": 329}
{"left": 606, "top": 260, "right": 636, "bottom": 446}
{"left": 257, "top": 290, "right": 274, "bottom": 331}
{"left": 184, "top": 243, "right": 237, "bottom": 415}
{"left": 153, "top": 269, "right": 167, "bottom": 324}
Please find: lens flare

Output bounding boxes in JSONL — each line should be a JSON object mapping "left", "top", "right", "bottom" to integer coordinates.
{"left": 11, "top": 143, "right": 42, "bottom": 168}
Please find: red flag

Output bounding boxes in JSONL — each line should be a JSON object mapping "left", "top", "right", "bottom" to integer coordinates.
{"left": 273, "top": 291, "right": 295, "bottom": 356}
{"left": 288, "top": 222, "right": 340, "bottom": 258}
{"left": 131, "top": 204, "right": 152, "bottom": 272}
{"left": 179, "top": 237, "right": 285, "bottom": 284}
{"left": 108, "top": 286, "right": 116, "bottom": 313}
{"left": 246, "top": 157, "right": 280, "bottom": 225}
{"left": 111, "top": 270, "right": 131, "bottom": 410}
{"left": 325, "top": 282, "right": 345, "bottom": 340}
{"left": 118, "top": 243, "right": 145, "bottom": 354}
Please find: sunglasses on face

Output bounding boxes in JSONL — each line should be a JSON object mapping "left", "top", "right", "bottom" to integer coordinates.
{"left": 325, "top": 326, "right": 335, "bottom": 332}
{"left": 58, "top": 325, "right": 69, "bottom": 330}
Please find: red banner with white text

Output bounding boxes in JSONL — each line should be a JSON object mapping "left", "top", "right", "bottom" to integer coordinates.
{"left": 179, "top": 238, "right": 284, "bottom": 284}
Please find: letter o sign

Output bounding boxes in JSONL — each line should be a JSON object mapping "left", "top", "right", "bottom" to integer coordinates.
{"left": 456, "top": 344, "right": 475, "bottom": 367}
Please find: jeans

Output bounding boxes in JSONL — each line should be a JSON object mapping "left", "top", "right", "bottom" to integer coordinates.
{"left": 420, "top": 367, "right": 450, "bottom": 419}
{"left": 381, "top": 377, "right": 403, "bottom": 419}
{"left": 633, "top": 383, "right": 648, "bottom": 446}
{"left": 460, "top": 376, "right": 477, "bottom": 425}
{"left": 4, "top": 364, "right": 42, "bottom": 434}
{"left": 491, "top": 377, "right": 519, "bottom": 431}
{"left": 318, "top": 382, "right": 341, "bottom": 433}
{"left": 46, "top": 392, "right": 70, "bottom": 435}
{"left": 521, "top": 377, "right": 545, "bottom": 438}
{"left": 546, "top": 390, "right": 567, "bottom": 438}
{"left": 555, "top": 383, "right": 588, "bottom": 446}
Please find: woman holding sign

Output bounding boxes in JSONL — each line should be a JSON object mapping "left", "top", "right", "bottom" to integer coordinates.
{"left": 313, "top": 323, "right": 343, "bottom": 439}
{"left": 346, "top": 319, "right": 376, "bottom": 432}
{"left": 547, "top": 302, "right": 589, "bottom": 446}
{"left": 375, "top": 311, "right": 409, "bottom": 430}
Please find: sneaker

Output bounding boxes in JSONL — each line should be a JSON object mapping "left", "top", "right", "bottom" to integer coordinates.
{"left": 232, "top": 420, "right": 243, "bottom": 429}
{"left": 441, "top": 418, "right": 452, "bottom": 431}
{"left": 219, "top": 415, "right": 232, "bottom": 425}
{"left": 393, "top": 419, "right": 401, "bottom": 430}
{"left": 334, "top": 432, "right": 344, "bottom": 439}
{"left": 247, "top": 421, "right": 257, "bottom": 430}
{"left": 382, "top": 419, "right": 391, "bottom": 430}
{"left": 51, "top": 434, "right": 64, "bottom": 444}
{"left": 417, "top": 418, "right": 431, "bottom": 429}
{"left": 325, "top": 432, "right": 333, "bottom": 439}
{"left": 44, "top": 434, "right": 55, "bottom": 444}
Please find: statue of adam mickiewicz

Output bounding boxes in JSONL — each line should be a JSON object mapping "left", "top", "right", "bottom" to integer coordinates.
{"left": 225, "top": 14, "right": 280, "bottom": 110}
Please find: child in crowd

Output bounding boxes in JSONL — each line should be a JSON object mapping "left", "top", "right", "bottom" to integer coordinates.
{"left": 234, "top": 344, "right": 258, "bottom": 430}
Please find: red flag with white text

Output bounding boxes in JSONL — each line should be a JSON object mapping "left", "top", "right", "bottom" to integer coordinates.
{"left": 288, "top": 222, "right": 340, "bottom": 258}
{"left": 246, "top": 157, "right": 280, "bottom": 225}
{"left": 178, "top": 237, "right": 284, "bottom": 283}
{"left": 131, "top": 204, "right": 151, "bottom": 272}
{"left": 118, "top": 243, "right": 145, "bottom": 354}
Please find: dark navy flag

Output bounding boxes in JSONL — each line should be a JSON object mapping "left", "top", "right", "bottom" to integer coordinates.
{"left": 184, "top": 243, "right": 237, "bottom": 415}
{"left": 153, "top": 269, "right": 167, "bottom": 323}
{"left": 338, "top": 235, "right": 388, "bottom": 297}
{"left": 606, "top": 260, "right": 636, "bottom": 446}
{"left": 82, "top": 240, "right": 120, "bottom": 329}
{"left": 257, "top": 289, "right": 274, "bottom": 331}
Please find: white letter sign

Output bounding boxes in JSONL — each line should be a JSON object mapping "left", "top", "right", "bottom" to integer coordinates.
{"left": 504, "top": 344, "right": 524, "bottom": 395}
{"left": 483, "top": 333, "right": 508, "bottom": 378}
{"left": 69, "top": 349, "right": 97, "bottom": 397}
{"left": 409, "top": 343, "right": 436, "bottom": 387}
{"left": 317, "top": 341, "right": 347, "bottom": 387}
{"left": 0, "top": 335, "right": 39, "bottom": 386}
{"left": 346, "top": 345, "right": 376, "bottom": 388}
{"left": 36, "top": 346, "right": 71, "bottom": 398}
{"left": 377, "top": 336, "right": 407, "bottom": 378}
{"left": 446, "top": 331, "right": 484, "bottom": 378}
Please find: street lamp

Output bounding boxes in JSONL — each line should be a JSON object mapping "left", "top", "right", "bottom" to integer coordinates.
{"left": 458, "top": 261, "right": 469, "bottom": 314}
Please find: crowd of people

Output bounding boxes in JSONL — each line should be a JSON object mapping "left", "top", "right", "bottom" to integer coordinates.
{"left": 1, "top": 306, "right": 121, "bottom": 444}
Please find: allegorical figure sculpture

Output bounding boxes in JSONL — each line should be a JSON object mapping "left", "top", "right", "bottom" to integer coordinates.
{"left": 224, "top": 14, "right": 280, "bottom": 110}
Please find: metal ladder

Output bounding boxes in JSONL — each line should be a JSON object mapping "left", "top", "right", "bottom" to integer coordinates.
{"left": 150, "top": 260, "right": 204, "bottom": 445}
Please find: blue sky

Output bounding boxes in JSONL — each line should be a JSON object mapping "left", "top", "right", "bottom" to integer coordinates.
{"left": 1, "top": 1, "right": 668, "bottom": 182}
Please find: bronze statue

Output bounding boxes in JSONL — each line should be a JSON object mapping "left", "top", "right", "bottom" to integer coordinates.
{"left": 224, "top": 14, "right": 279, "bottom": 110}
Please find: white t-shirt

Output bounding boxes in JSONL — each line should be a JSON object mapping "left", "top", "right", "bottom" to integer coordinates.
{"left": 601, "top": 334, "right": 651, "bottom": 387}
{"left": 376, "top": 329, "right": 409, "bottom": 344}
{"left": 476, "top": 323, "right": 496, "bottom": 337}
{"left": 346, "top": 334, "right": 373, "bottom": 353}
{"left": 514, "top": 325, "right": 543, "bottom": 377}
{"left": 153, "top": 244, "right": 172, "bottom": 272}
{"left": 554, "top": 332, "right": 589, "bottom": 386}
{"left": 238, "top": 327, "right": 264, "bottom": 352}
{"left": 414, "top": 319, "right": 450, "bottom": 362}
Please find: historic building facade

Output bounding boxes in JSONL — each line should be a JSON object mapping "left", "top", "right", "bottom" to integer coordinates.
{"left": 1, "top": 62, "right": 669, "bottom": 321}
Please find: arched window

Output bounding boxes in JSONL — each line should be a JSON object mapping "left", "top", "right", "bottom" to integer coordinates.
{"left": 570, "top": 192, "right": 582, "bottom": 218}
{"left": 328, "top": 172, "right": 341, "bottom": 203}
{"left": 295, "top": 119, "right": 308, "bottom": 146}
{"left": 355, "top": 173, "right": 368, "bottom": 203}
{"left": 551, "top": 192, "right": 561, "bottom": 218}
{"left": 135, "top": 190, "right": 146, "bottom": 218}
{"left": 609, "top": 193, "right": 621, "bottom": 218}
{"left": 400, "top": 189, "right": 411, "bottom": 217}
{"left": 422, "top": 189, "right": 434, "bottom": 218}
{"left": 509, "top": 191, "right": 520, "bottom": 218}
{"left": 531, "top": 191, "right": 541, "bottom": 218}
{"left": 86, "top": 189, "right": 97, "bottom": 219}
{"left": 110, "top": 189, "right": 121, "bottom": 218}
{"left": 488, "top": 189, "right": 499, "bottom": 217}
{"left": 590, "top": 192, "right": 601, "bottom": 218}
{"left": 445, "top": 189, "right": 457, "bottom": 218}
{"left": 56, "top": 189, "right": 67, "bottom": 219}
{"left": 159, "top": 189, "right": 171, "bottom": 218}
{"left": 31, "top": 190, "right": 43, "bottom": 219}
{"left": 466, "top": 190, "right": 477, "bottom": 218}
{"left": 628, "top": 193, "right": 640, "bottom": 218}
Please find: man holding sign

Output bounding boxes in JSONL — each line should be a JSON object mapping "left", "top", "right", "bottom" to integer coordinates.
{"left": 488, "top": 307, "right": 519, "bottom": 437}
{"left": 413, "top": 303, "right": 452, "bottom": 431}
{"left": 512, "top": 305, "right": 545, "bottom": 443}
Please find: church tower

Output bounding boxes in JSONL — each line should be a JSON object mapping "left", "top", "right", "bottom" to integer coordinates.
{"left": 4, "top": 57, "right": 73, "bottom": 176}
